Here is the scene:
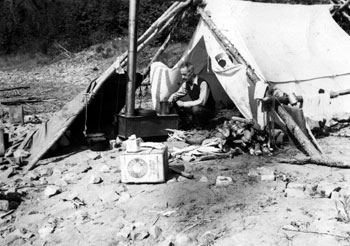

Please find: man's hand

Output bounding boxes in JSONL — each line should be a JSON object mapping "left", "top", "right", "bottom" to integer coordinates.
{"left": 176, "top": 101, "right": 184, "bottom": 107}
{"left": 168, "top": 95, "right": 176, "bottom": 103}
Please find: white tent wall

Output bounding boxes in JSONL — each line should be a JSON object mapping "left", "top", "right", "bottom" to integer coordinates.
{"left": 151, "top": 0, "right": 350, "bottom": 127}
{"left": 206, "top": 0, "right": 350, "bottom": 82}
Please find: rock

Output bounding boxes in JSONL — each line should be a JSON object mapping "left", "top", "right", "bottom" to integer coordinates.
{"left": 27, "top": 171, "right": 40, "bottom": 181}
{"left": 304, "top": 184, "right": 318, "bottom": 196}
{"left": 116, "top": 222, "right": 125, "bottom": 230}
{"left": 159, "top": 235, "right": 174, "bottom": 246}
{"left": 149, "top": 225, "right": 162, "bottom": 239}
{"left": 89, "top": 175, "right": 103, "bottom": 184}
{"left": 39, "top": 168, "right": 53, "bottom": 177}
{"left": 118, "top": 193, "right": 131, "bottom": 203}
{"left": 0, "top": 200, "right": 10, "bottom": 211}
{"left": 174, "top": 233, "right": 194, "bottom": 246}
{"left": 247, "top": 168, "right": 259, "bottom": 178}
{"left": 284, "top": 188, "right": 306, "bottom": 198}
{"left": 116, "top": 225, "right": 133, "bottom": 240}
{"left": 215, "top": 176, "right": 233, "bottom": 187}
{"left": 86, "top": 152, "right": 101, "bottom": 160}
{"left": 181, "top": 155, "right": 194, "bottom": 162}
{"left": 38, "top": 223, "right": 56, "bottom": 239}
{"left": 167, "top": 177, "right": 177, "bottom": 184}
{"left": 132, "top": 229, "right": 149, "bottom": 241}
{"left": 77, "top": 164, "right": 92, "bottom": 174}
{"left": 99, "top": 190, "right": 120, "bottom": 203}
{"left": 257, "top": 167, "right": 275, "bottom": 181}
{"left": 44, "top": 186, "right": 61, "bottom": 198}
{"left": 62, "top": 173, "right": 77, "bottom": 184}
{"left": 199, "top": 231, "right": 216, "bottom": 245}
{"left": 133, "top": 221, "right": 146, "bottom": 229}
{"left": 218, "top": 166, "right": 229, "bottom": 171}
{"left": 286, "top": 182, "right": 305, "bottom": 191}
{"left": 199, "top": 176, "right": 209, "bottom": 183}
{"left": 177, "top": 176, "right": 188, "bottom": 182}
{"left": 317, "top": 182, "right": 340, "bottom": 198}
{"left": 40, "top": 178, "right": 48, "bottom": 185}
{"left": 54, "top": 179, "right": 68, "bottom": 187}
{"left": 99, "top": 164, "right": 110, "bottom": 173}
{"left": 115, "top": 184, "right": 128, "bottom": 194}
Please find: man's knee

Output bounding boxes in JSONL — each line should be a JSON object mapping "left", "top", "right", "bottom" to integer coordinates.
{"left": 191, "top": 105, "right": 202, "bottom": 115}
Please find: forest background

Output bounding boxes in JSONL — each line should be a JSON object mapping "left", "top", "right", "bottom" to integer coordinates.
{"left": 0, "top": 0, "right": 339, "bottom": 58}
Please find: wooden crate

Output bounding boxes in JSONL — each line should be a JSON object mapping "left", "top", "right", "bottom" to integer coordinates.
{"left": 120, "top": 147, "right": 169, "bottom": 183}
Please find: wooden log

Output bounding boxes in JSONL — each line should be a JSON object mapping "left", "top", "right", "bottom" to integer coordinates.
{"left": 169, "top": 166, "right": 194, "bottom": 179}
{"left": 137, "top": 2, "right": 180, "bottom": 45}
{"left": 276, "top": 157, "right": 348, "bottom": 168}
{"left": 147, "top": 10, "right": 187, "bottom": 71}
{"left": 276, "top": 105, "right": 322, "bottom": 157}
{"left": 119, "top": 0, "right": 192, "bottom": 68}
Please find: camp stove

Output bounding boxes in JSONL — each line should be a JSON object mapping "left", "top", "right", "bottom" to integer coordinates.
{"left": 116, "top": 111, "right": 178, "bottom": 139}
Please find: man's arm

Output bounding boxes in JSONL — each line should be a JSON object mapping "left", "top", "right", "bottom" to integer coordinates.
{"left": 168, "top": 83, "right": 187, "bottom": 103}
{"left": 182, "top": 81, "right": 210, "bottom": 107}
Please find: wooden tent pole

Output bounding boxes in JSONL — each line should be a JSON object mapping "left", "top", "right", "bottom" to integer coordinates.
{"left": 276, "top": 105, "right": 322, "bottom": 157}
{"left": 143, "top": 11, "right": 188, "bottom": 77}
{"left": 262, "top": 88, "right": 350, "bottom": 105}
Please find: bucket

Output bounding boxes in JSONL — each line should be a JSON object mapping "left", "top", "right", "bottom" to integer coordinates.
{"left": 86, "top": 133, "right": 109, "bottom": 151}
{"left": 159, "top": 101, "right": 170, "bottom": 115}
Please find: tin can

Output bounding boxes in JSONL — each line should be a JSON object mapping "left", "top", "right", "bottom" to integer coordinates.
{"left": 159, "top": 101, "right": 170, "bottom": 115}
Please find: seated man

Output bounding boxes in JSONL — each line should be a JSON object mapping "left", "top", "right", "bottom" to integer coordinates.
{"left": 168, "top": 62, "right": 217, "bottom": 129}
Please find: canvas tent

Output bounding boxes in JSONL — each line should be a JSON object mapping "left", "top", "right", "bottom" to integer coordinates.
{"left": 16, "top": 0, "right": 350, "bottom": 170}
{"left": 151, "top": 0, "right": 350, "bottom": 127}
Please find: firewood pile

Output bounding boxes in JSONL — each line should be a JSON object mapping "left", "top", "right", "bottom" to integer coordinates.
{"left": 167, "top": 116, "right": 276, "bottom": 161}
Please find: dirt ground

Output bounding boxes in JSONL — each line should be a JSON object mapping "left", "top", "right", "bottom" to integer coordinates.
{"left": 1, "top": 49, "right": 350, "bottom": 246}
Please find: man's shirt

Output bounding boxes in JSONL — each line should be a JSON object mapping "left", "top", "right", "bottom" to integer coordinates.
{"left": 172, "top": 76, "right": 210, "bottom": 107}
